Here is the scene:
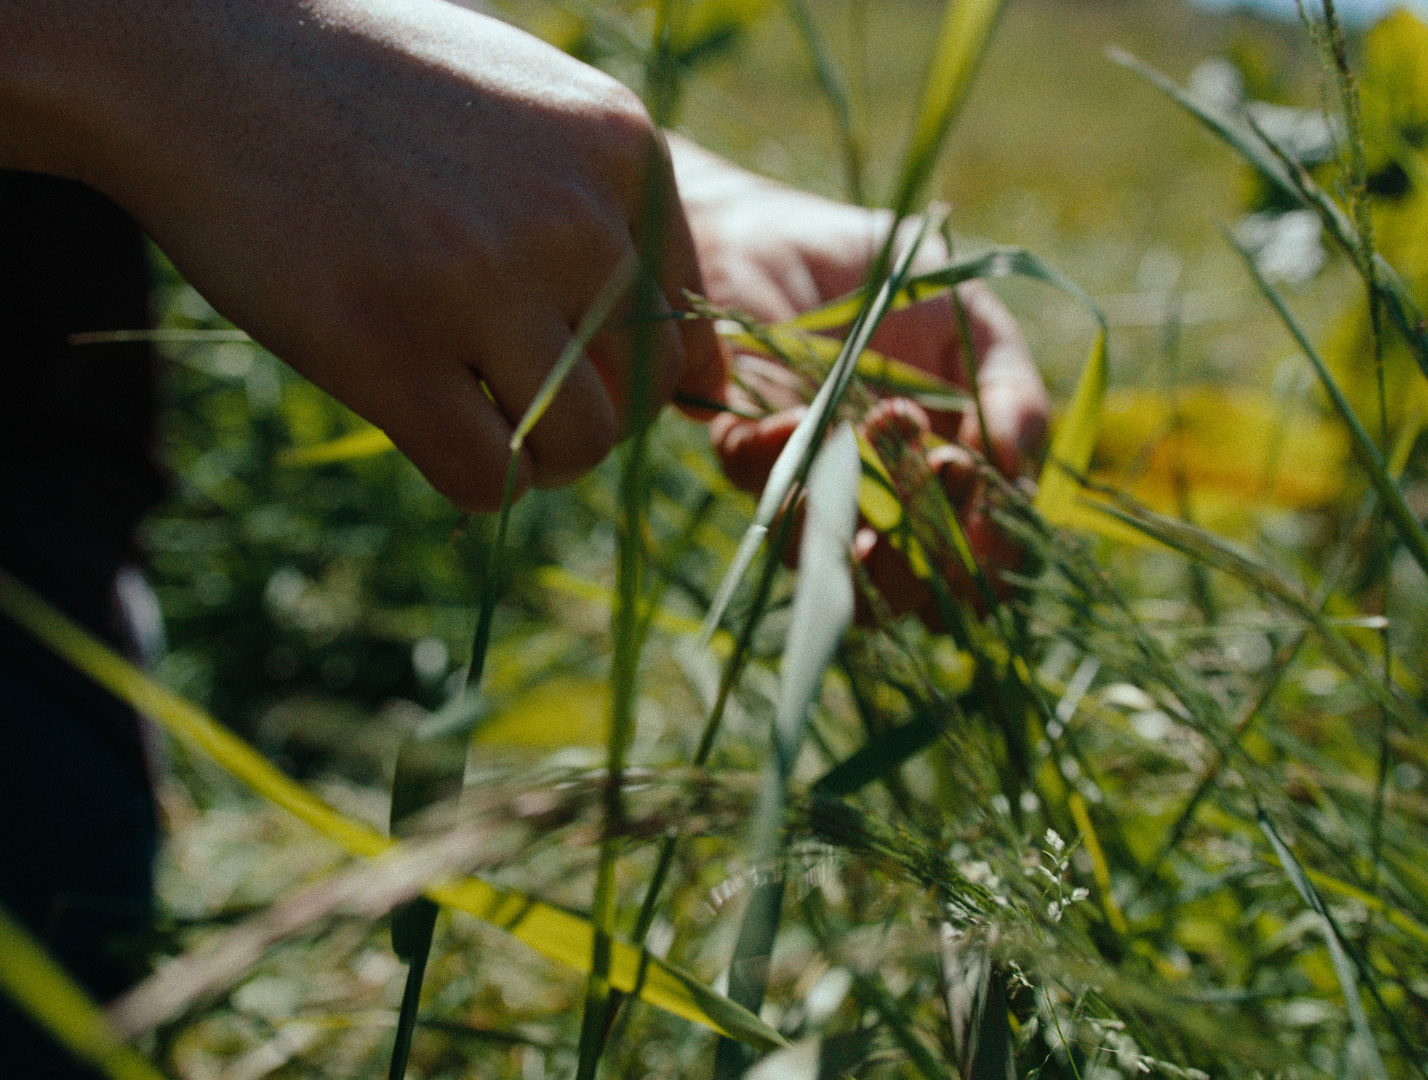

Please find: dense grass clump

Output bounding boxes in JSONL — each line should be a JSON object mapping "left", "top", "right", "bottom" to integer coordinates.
{"left": 2, "top": 1, "right": 1427, "bottom": 1078}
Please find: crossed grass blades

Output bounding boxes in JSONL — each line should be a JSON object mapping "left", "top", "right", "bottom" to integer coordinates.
{"left": 5, "top": 0, "right": 1428, "bottom": 1078}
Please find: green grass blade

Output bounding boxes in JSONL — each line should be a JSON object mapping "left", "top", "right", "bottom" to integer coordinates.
{"left": 782, "top": 0, "right": 866, "bottom": 204}
{"left": 1228, "top": 229, "right": 1428, "bottom": 585}
{"left": 1111, "top": 46, "right": 1428, "bottom": 383}
{"left": 0, "top": 569, "right": 785, "bottom": 1050}
{"left": 713, "top": 426, "right": 861, "bottom": 1079}
{"left": 812, "top": 700, "right": 955, "bottom": 797}
{"left": 942, "top": 937, "right": 1014, "bottom": 1080}
{"left": 774, "top": 422, "right": 860, "bottom": 768}
{"left": 701, "top": 214, "right": 936, "bottom": 642}
{"left": 0, "top": 904, "right": 168, "bottom": 1080}
{"left": 1258, "top": 811, "right": 1392, "bottom": 1080}
{"left": 387, "top": 452, "right": 521, "bottom": 1079}
{"left": 512, "top": 250, "right": 640, "bottom": 449}
{"left": 390, "top": 241, "right": 637, "bottom": 1077}
{"left": 888, "top": 0, "right": 1005, "bottom": 220}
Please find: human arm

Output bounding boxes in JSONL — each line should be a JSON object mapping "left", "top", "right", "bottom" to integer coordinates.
{"left": 0, "top": 0, "right": 724, "bottom": 512}
{"left": 667, "top": 135, "right": 1049, "bottom": 619}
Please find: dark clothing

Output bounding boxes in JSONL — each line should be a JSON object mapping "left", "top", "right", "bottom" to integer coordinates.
{"left": 0, "top": 171, "right": 164, "bottom": 1077}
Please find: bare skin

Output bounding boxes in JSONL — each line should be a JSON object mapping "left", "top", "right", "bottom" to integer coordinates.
{"left": 1, "top": 0, "right": 1048, "bottom": 614}
{"left": 670, "top": 135, "right": 1050, "bottom": 619}
{"left": 1, "top": 0, "right": 723, "bottom": 511}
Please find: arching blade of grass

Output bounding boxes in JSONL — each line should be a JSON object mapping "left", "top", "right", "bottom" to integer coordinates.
{"left": 1227, "top": 229, "right": 1428, "bottom": 585}
{"left": 0, "top": 903, "right": 167, "bottom": 1080}
{"left": 700, "top": 213, "right": 935, "bottom": 643}
{"left": 1111, "top": 47, "right": 1428, "bottom": 383}
{"left": 790, "top": 246, "right": 1101, "bottom": 336}
{"left": 714, "top": 423, "right": 861, "bottom": 1080}
{"left": 782, "top": 0, "right": 866, "bottom": 204}
{"left": 888, "top": 0, "right": 1005, "bottom": 222}
{"left": 1259, "top": 811, "right": 1392, "bottom": 1080}
{"left": 0, "top": 569, "right": 785, "bottom": 1051}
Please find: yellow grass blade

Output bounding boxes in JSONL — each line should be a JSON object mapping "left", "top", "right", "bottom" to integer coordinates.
{"left": 276, "top": 427, "right": 395, "bottom": 467}
{"left": 1034, "top": 328, "right": 1108, "bottom": 525}
{"left": 0, "top": 905, "right": 167, "bottom": 1080}
{"left": 725, "top": 326, "right": 969, "bottom": 406}
{"left": 890, "top": 0, "right": 1006, "bottom": 217}
{"left": 0, "top": 570, "right": 784, "bottom": 1051}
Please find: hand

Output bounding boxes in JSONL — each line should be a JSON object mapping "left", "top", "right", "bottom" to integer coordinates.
{"left": 669, "top": 136, "right": 1049, "bottom": 622}
{"left": 2, "top": 0, "right": 724, "bottom": 512}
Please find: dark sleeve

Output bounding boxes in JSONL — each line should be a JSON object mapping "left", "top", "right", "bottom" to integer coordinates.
{"left": 0, "top": 170, "right": 165, "bottom": 569}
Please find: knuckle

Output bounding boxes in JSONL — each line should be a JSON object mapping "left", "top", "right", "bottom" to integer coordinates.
{"left": 531, "top": 415, "right": 617, "bottom": 490}
{"left": 596, "top": 81, "right": 658, "bottom": 149}
{"left": 587, "top": 83, "right": 663, "bottom": 190}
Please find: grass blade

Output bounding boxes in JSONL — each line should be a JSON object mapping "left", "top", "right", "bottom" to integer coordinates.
{"left": 0, "top": 569, "right": 785, "bottom": 1051}
{"left": 713, "top": 424, "right": 861, "bottom": 1079}
{"left": 1227, "top": 228, "right": 1428, "bottom": 584}
{"left": 1258, "top": 811, "right": 1392, "bottom": 1080}
{"left": 775, "top": 422, "right": 860, "bottom": 768}
{"left": 1111, "top": 46, "right": 1428, "bottom": 383}
{"left": 389, "top": 244, "right": 640, "bottom": 1079}
{"left": 790, "top": 246, "right": 1101, "bottom": 336}
{"left": 783, "top": 0, "right": 866, "bottom": 204}
{"left": 512, "top": 250, "right": 640, "bottom": 448}
{"left": 942, "top": 933, "right": 1015, "bottom": 1080}
{"left": 276, "top": 426, "right": 395, "bottom": 466}
{"left": 888, "top": 0, "right": 1005, "bottom": 220}
{"left": 0, "top": 904, "right": 168, "bottom": 1080}
{"left": 1034, "top": 327, "right": 1109, "bottom": 526}
{"left": 387, "top": 451, "right": 520, "bottom": 1079}
{"left": 813, "top": 700, "right": 956, "bottom": 797}
{"left": 701, "top": 214, "right": 936, "bottom": 642}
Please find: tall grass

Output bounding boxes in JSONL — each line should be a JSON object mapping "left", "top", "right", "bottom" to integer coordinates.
{"left": 3, "top": 1, "right": 1427, "bottom": 1079}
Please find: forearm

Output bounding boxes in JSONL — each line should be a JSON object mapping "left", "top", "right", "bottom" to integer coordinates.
{"left": 0, "top": 0, "right": 165, "bottom": 180}
{"left": 1, "top": 0, "right": 355, "bottom": 198}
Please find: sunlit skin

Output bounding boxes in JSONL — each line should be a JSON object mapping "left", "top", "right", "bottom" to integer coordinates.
{"left": 672, "top": 136, "right": 1050, "bottom": 619}
{"left": 1, "top": 0, "right": 724, "bottom": 511}
{"left": 1, "top": 0, "right": 1048, "bottom": 615}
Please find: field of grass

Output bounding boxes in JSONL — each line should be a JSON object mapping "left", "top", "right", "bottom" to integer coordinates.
{"left": 4, "top": 1, "right": 1427, "bottom": 1078}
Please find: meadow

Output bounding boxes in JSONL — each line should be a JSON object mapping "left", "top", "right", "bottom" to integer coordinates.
{"left": 3, "top": 1, "right": 1426, "bottom": 1077}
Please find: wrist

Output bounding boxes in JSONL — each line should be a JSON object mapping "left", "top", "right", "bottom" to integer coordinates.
{"left": 0, "top": 0, "right": 300, "bottom": 197}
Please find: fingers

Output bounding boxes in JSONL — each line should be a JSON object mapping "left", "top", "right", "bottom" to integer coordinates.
{"left": 477, "top": 312, "right": 620, "bottom": 492}
{"left": 948, "top": 280, "right": 1050, "bottom": 479}
{"left": 367, "top": 358, "right": 534, "bottom": 515}
{"left": 708, "top": 391, "right": 1023, "bottom": 626}
{"left": 710, "top": 407, "right": 805, "bottom": 494}
{"left": 647, "top": 151, "right": 728, "bottom": 410}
